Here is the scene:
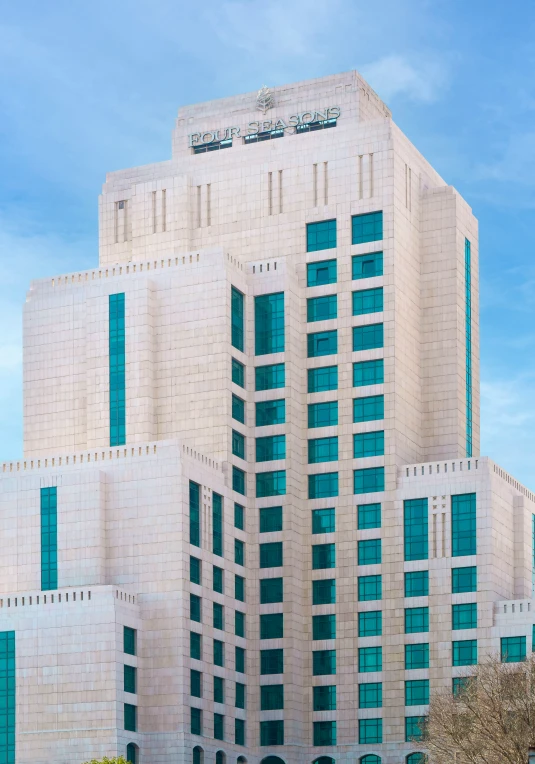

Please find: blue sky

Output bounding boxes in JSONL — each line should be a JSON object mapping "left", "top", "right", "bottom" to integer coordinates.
{"left": 1, "top": 0, "right": 535, "bottom": 485}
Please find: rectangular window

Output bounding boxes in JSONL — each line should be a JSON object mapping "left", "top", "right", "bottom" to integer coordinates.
{"left": 213, "top": 493, "right": 223, "bottom": 557}
{"left": 354, "top": 430, "right": 384, "bottom": 458}
{"left": 41, "top": 486, "right": 58, "bottom": 591}
{"left": 452, "top": 566, "right": 477, "bottom": 593}
{"left": 191, "top": 707, "right": 202, "bottom": 736}
{"left": 354, "top": 358, "right": 384, "bottom": 387}
{"left": 189, "top": 480, "right": 201, "bottom": 547}
{"left": 358, "top": 575, "right": 382, "bottom": 601}
{"left": 354, "top": 467, "right": 385, "bottom": 494}
{"left": 358, "top": 503, "right": 381, "bottom": 529}
{"left": 235, "top": 682, "right": 246, "bottom": 709}
{"left": 235, "top": 646, "right": 245, "bottom": 673}
{"left": 359, "top": 682, "right": 382, "bottom": 708}
{"left": 308, "top": 365, "right": 338, "bottom": 392}
{"left": 235, "top": 574, "right": 245, "bottom": 602}
{"left": 452, "top": 603, "right": 477, "bottom": 630}
{"left": 312, "top": 613, "right": 336, "bottom": 640}
{"left": 232, "top": 358, "right": 245, "bottom": 388}
{"left": 313, "top": 685, "right": 336, "bottom": 711}
{"left": 260, "top": 541, "right": 283, "bottom": 568}
{"left": 308, "top": 330, "right": 338, "bottom": 357}
{"left": 353, "top": 287, "right": 384, "bottom": 315}
{"left": 190, "top": 668, "right": 201, "bottom": 698}
{"left": 232, "top": 466, "right": 246, "bottom": 496}
{"left": 231, "top": 286, "right": 245, "bottom": 352}
{"left": 213, "top": 639, "right": 224, "bottom": 667}
{"left": 234, "top": 503, "right": 244, "bottom": 530}
{"left": 260, "top": 648, "right": 283, "bottom": 675}
{"left": 213, "top": 602, "right": 224, "bottom": 631}
{"left": 232, "top": 394, "right": 245, "bottom": 424}
{"left": 235, "top": 611, "right": 245, "bottom": 638}
{"left": 109, "top": 293, "right": 126, "bottom": 446}
{"left": 405, "top": 716, "right": 426, "bottom": 743}
{"left": 307, "top": 259, "right": 337, "bottom": 286}
{"left": 259, "top": 506, "right": 283, "bottom": 533}
{"left": 214, "top": 712, "right": 224, "bottom": 741}
{"left": 256, "top": 399, "right": 285, "bottom": 426}
{"left": 405, "top": 607, "right": 429, "bottom": 634}
{"left": 214, "top": 676, "right": 224, "bottom": 704}
{"left": 232, "top": 429, "right": 245, "bottom": 459}
{"left": 359, "top": 718, "right": 382, "bottom": 745}
{"left": 308, "top": 436, "right": 338, "bottom": 463}
{"left": 234, "top": 539, "right": 244, "bottom": 566}
{"left": 308, "top": 400, "right": 338, "bottom": 428}
{"left": 260, "top": 720, "right": 284, "bottom": 746}
{"left": 354, "top": 395, "right": 384, "bottom": 423}
{"left": 358, "top": 610, "right": 382, "bottom": 637}
{"left": 465, "top": 238, "right": 473, "bottom": 457}
{"left": 309, "top": 472, "right": 339, "bottom": 499}
{"left": 313, "top": 720, "right": 336, "bottom": 747}
{"left": 261, "top": 684, "right": 284, "bottom": 710}
{"left": 190, "top": 594, "right": 201, "bottom": 623}
{"left": 256, "top": 435, "right": 286, "bottom": 462}
{"left": 452, "top": 639, "right": 477, "bottom": 666}
{"left": 312, "top": 579, "right": 336, "bottom": 605}
{"left": 307, "top": 220, "right": 337, "bottom": 252}
{"left": 404, "top": 498, "right": 429, "bottom": 562}
{"left": 405, "top": 570, "right": 429, "bottom": 598}
{"left": 352, "top": 211, "right": 383, "bottom": 244}
{"left": 312, "top": 508, "right": 335, "bottom": 534}
{"left": 307, "top": 294, "right": 337, "bottom": 322}
{"left": 358, "top": 539, "right": 381, "bottom": 565}
{"left": 501, "top": 636, "right": 526, "bottom": 663}
{"left": 124, "top": 626, "right": 137, "bottom": 656}
{"left": 256, "top": 471, "right": 286, "bottom": 498}
{"left": 353, "top": 323, "right": 383, "bottom": 351}
{"left": 405, "top": 643, "right": 429, "bottom": 670}
{"left": 190, "top": 556, "right": 201, "bottom": 585}
{"left": 312, "top": 543, "right": 336, "bottom": 570}
{"left": 313, "top": 649, "right": 336, "bottom": 675}
{"left": 0, "top": 632, "right": 14, "bottom": 764}
{"left": 255, "top": 363, "right": 285, "bottom": 391}
{"left": 405, "top": 679, "right": 429, "bottom": 706}
{"left": 190, "top": 632, "right": 201, "bottom": 660}
{"left": 124, "top": 703, "right": 137, "bottom": 732}
{"left": 453, "top": 677, "right": 472, "bottom": 696}
{"left": 359, "top": 646, "right": 382, "bottom": 673}
{"left": 255, "top": 292, "right": 285, "bottom": 355}
{"left": 260, "top": 613, "right": 283, "bottom": 640}
{"left": 260, "top": 577, "right": 283, "bottom": 604}
{"left": 353, "top": 251, "right": 383, "bottom": 280}
{"left": 193, "top": 138, "right": 232, "bottom": 154}
{"left": 234, "top": 716, "right": 246, "bottom": 746}
{"left": 452, "top": 493, "right": 476, "bottom": 556}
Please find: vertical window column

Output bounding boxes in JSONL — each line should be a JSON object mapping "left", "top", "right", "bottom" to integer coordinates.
{"left": 109, "top": 292, "right": 126, "bottom": 446}
{"left": 0, "top": 632, "right": 15, "bottom": 764}
{"left": 255, "top": 293, "right": 285, "bottom": 355}
{"left": 465, "top": 238, "right": 472, "bottom": 457}
{"left": 190, "top": 481, "right": 201, "bottom": 547}
{"left": 41, "top": 487, "right": 57, "bottom": 591}
{"left": 213, "top": 493, "right": 223, "bottom": 557}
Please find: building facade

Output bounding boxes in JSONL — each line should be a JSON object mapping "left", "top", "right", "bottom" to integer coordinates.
{"left": 1, "top": 70, "right": 534, "bottom": 764}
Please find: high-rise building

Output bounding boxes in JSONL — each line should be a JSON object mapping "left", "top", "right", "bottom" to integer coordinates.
{"left": 1, "top": 70, "right": 533, "bottom": 764}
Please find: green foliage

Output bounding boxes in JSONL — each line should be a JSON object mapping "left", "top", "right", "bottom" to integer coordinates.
{"left": 82, "top": 757, "right": 128, "bottom": 764}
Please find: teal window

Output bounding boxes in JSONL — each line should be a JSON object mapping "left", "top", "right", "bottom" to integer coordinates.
{"left": 213, "top": 639, "right": 224, "bottom": 667}
{"left": 313, "top": 649, "right": 336, "bottom": 675}
{"left": 232, "top": 358, "right": 245, "bottom": 388}
{"left": 358, "top": 539, "right": 381, "bottom": 565}
{"left": 359, "top": 646, "right": 382, "bottom": 672}
{"left": 308, "top": 330, "right": 338, "bottom": 357}
{"left": 405, "top": 607, "right": 429, "bottom": 634}
{"left": 533, "top": 624, "right": 535, "bottom": 652}
{"left": 214, "top": 676, "right": 224, "bottom": 704}
{"left": 190, "top": 594, "right": 201, "bottom": 623}
{"left": 452, "top": 493, "right": 476, "bottom": 557}
{"left": 124, "top": 626, "right": 136, "bottom": 656}
{"left": 404, "top": 498, "right": 429, "bottom": 561}
{"left": 0, "top": 631, "right": 16, "bottom": 760}
{"left": 358, "top": 610, "right": 382, "bottom": 637}
{"left": 313, "top": 685, "right": 336, "bottom": 711}
{"left": 235, "top": 718, "right": 245, "bottom": 746}
{"left": 190, "top": 707, "right": 202, "bottom": 736}
{"left": 406, "top": 755, "right": 427, "bottom": 764}
{"left": 260, "top": 649, "right": 283, "bottom": 675}
{"left": 256, "top": 363, "right": 285, "bottom": 391}
{"left": 359, "top": 682, "right": 382, "bottom": 708}
{"left": 109, "top": 293, "right": 126, "bottom": 446}
{"left": 358, "top": 575, "right": 382, "bottom": 601}
{"left": 213, "top": 493, "right": 223, "bottom": 557}
{"left": 405, "top": 716, "right": 426, "bottom": 742}
{"left": 257, "top": 471, "right": 286, "bottom": 498}
{"left": 260, "top": 541, "right": 283, "bottom": 568}
{"left": 190, "top": 669, "right": 201, "bottom": 698}
{"left": 307, "top": 220, "right": 337, "bottom": 252}
{"left": 352, "top": 211, "right": 383, "bottom": 244}
{"left": 354, "top": 395, "right": 384, "bottom": 422}
{"left": 308, "top": 400, "right": 338, "bottom": 428}
{"left": 353, "top": 287, "right": 384, "bottom": 315}
{"left": 235, "top": 575, "right": 245, "bottom": 602}
{"left": 452, "top": 566, "right": 477, "bottom": 593}
{"left": 235, "top": 682, "right": 245, "bottom": 709}
{"left": 126, "top": 743, "right": 138, "bottom": 764}
{"left": 312, "top": 579, "right": 336, "bottom": 605}
{"left": 235, "top": 646, "right": 245, "bottom": 673}
{"left": 354, "top": 359, "right": 384, "bottom": 387}
{"left": 125, "top": 703, "right": 137, "bottom": 732}
{"left": 256, "top": 399, "right": 285, "bottom": 426}
{"left": 354, "top": 467, "right": 385, "bottom": 494}
{"left": 234, "top": 539, "right": 244, "bottom": 566}
{"left": 190, "top": 632, "right": 201, "bottom": 660}
{"left": 307, "top": 295, "right": 337, "bottom": 322}
{"left": 213, "top": 602, "right": 224, "bottom": 631}
{"left": 260, "top": 720, "right": 284, "bottom": 746}
{"left": 405, "top": 680, "right": 429, "bottom": 706}
{"left": 260, "top": 577, "right": 283, "bottom": 604}
{"left": 501, "top": 636, "right": 526, "bottom": 663}
{"left": 260, "top": 613, "right": 283, "bottom": 639}
{"left": 453, "top": 676, "right": 471, "bottom": 696}
{"left": 234, "top": 503, "right": 244, "bottom": 530}
{"left": 232, "top": 467, "right": 246, "bottom": 496}
{"left": 41, "top": 486, "right": 57, "bottom": 591}
{"left": 235, "top": 611, "right": 245, "bottom": 638}
{"left": 358, "top": 503, "right": 381, "bottom": 529}
{"left": 313, "top": 613, "right": 336, "bottom": 640}
{"left": 231, "top": 286, "right": 245, "bottom": 351}
{"left": 313, "top": 543, "right": 336, "bottom": 569}
{"left": 312, "top": 508, "right": 335, "bottom": 534}
{"left": 314, "top": 720, "right": 336, "bottom": 746}
{"left": 307, "top": 259, "right": 337, "bottom": 286}
{"left": 353, "top": 251, "right": 383, "bottom": 280}
{"left": 261, "top": 684, "right": 284, "bottom": 710}
{"left": 260, "top": 506, "right": 283, "bottom": 533}
{"left": 189, "top": 481, "right": 201, "bottom": 547}
{"left": 232, "top": 430, "right": 245, "bottom": 459}
{"left": 309, "top": 437, "right": 338, "bottom": 463}
{"left": 360, "top": 756, "right": 382, "bottom": 764}
{"left": 405, "top": 644, "right": 429, "bottom": 670}
{"left": 232, "top": 394, "right": 245, "bottom": 423}
{"left": 308, "top": 365, "right": 338, "bottom": 393}
{"left": 309, "top": 473, "right": 339, "bottom": 499}
{"left": 359, "top": 718, "right": 382, "bottom": 744}
{"left": 465, "top": 238, "right": 473, "bottom": 456}
{"left": 353, "top": 323, "right": 383, "bottom": 351}
{"left": 453, "top": 639, "right": 477, "bottom": 666}
{"left": 354, "top": 430, "right": 384, "bottom": 458}
{"left": 256, "top": 435, "right": 286, "bottom": 462}
{"left": 190, "top": 557, "right": 201, "bottom": 585}
{"left": 255, "top": 292, "right": 285, "bottom": 355}
{"left": 214, "top": 712, "right": 224, "bottom": 740}
{"left": 452, "top": 603, "right": 477, "bottom": 630}
{"left": 405, "top": 571, "right": 429, "bottom": 598}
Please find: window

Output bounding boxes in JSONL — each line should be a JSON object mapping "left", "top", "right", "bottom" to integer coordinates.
{"left": 452, "top": 676, "right": 472, "bottom": 696}
{"left": 190, "top": 632, "right": 202, "bottom": 660}
{"left": 231, "top": 287, "right": 245, "bottom": 352}
{"left": 256, "top": 399, "right": 285, "bottom": 426}
{"left": 405, "top": 716, "right": 426, "bottom": 742}
{"left": 235, "top": 646, "right": 245, "bottom": 673}
{"left": 452, "top": 603, "right": 477, "bottom": 630}
{"left": 233, "top": 467, "right": 246, "bottom": 496}
{"left": 359, "top": 682, "right": 382, "bottom": 708}
{"left": 404, "top": 498, "right": 429, "bottom": 561}
{"left": 256, "top": 363, "right": 285, "bottom": 391}
{"left": 256, "top": 471, "right": 286, "bottom": 498}
{"left": 406, "top": 755, "right": 427, "bottom": 764}
{"left": 307, "top": 220, "right": 337, "bottom": 252}
{"left": 308, "top": 330, "right": 338, "bottom": 357}
{"left": 313, "top": 543, "right": 336, "bottom": 569}
{"left": 313, "top": 613, "right": 336, "bottom": 640}
{"left": 213, "top": 492, "right": 223, "bottom": 557}
{"left": 359, "top": 646, "right": 382, "bottom": 673}
{"left": 313, "top": 685, "right": 336, "bottom": 710}
{"left": 234, "top": 503, "right": 244, "bottom": 530}
{"left": 190, "top": 556, "right": 202, "bottom": 585}
{"left": 353, "top": 323, "right": 383, "bottom": 351}
{"left": 124, "top": 665, "right": 137, "bottom": 694}
{"left": 260, "top": 720, "right": 284, "bottom": 746}
{"left": 232, "top": 430, "right": 245, "bottom": 459}
{"left": 307, "top": 295, "right": 337, "bottom": 322}
{"left": 213, "top": 566, "right": 224, "bottom": 594}
{"left": 232, "top": 394, "right": 245, "bottom": 423}
{"left": 358, "top": 575, "right": 382, "bottom": 601}
{"left": 213, "top": 639, "right": 225, "bottom": 667}
{"left": 109, "top": 293, "right": 126, "bottom": 447}
{"left": 260, "top": 577, "right": 283, "bottom": 604}
{"left": 312, "top": 508, "right": 335, "bottom": 534}
{"left": 235, "top": 718, "right": 245, "bottom": 746}
{"left": 309, "top": 473, "right": 339, "bottom": 499}
{"left": 260, "top": 506, "right": 283, "bottom": 533}
{"left": 260, "top": 542, "right": 283, "bottom": 568}
{"left": 214, "top": 676, "right": 224, "bottom": 703}
{"left": 255, "top": 293, "right": 285, "bottom": 355}
{"left": 352, "top": 251, "right": 383, "bottom": 280}
{"left": 405, "top": 679, "right": 429, "bottom": 706}
{"left": 359, "top": 718, "right": 382, "bottom": 744}
{"left": 190, "top": 480, "right": 201, "bottom": 547}
{"left": 244, "top": 128, "right": 284, "bottom": 143}
{"left": 40, "top": 486, "right": 57, "bottom": 590}
{"left": 354, "top": 359, "right": 384, "bottom": 387}
{"left": 232, "top": 358, "right": 245, "bottom": 388}
{"left": 235, "top": 575, "right": 245, "bottom": 602}
{"left": 124, "top": 703, "right": 137, "bottom": 732}
{"left": 465, "top": 238, "right": 473, "bottom": 457}
{"left": 453, "top": 639, "right": 477, "bottom": 666}
{"left": 314, "top": 720, "right": 336, "bottom": 746}
{"left": 312, "top": 579, "right": 336, "bottom": 605}
{"left": 213, "top": 602, "right": 224, "bottom": 631}
{"left": 298, "top": 118, "right": 337, "bottom": 133}
{"left": 308, "top": 365, "right": 338, "bottom": 393}
{"left": 191, "top": 707, "right": 202, "bottom": 736}
{"left": 126, "top": 743, "right": 138, "bottom": 764}
{"left": 214, "top": 713, "right": 224, "bottom": 740}
{"left": 307, "top": 259, "right": 337, "bottom": 287}
{"left": 353, "top": 287, "right": 383, "bottom": 315}
{"left": 261, "top": 684, "right": 284, "bottom": 710}
{"left": 405, "top": 571, "right": 429, "bottom": 598}
{"left": 235, "top": 539, "right": 245, "bottom": 566}
{"left": 354, "top": 430, "right": 384, "bottom": 458}
{"left": 360, "top": 757, "right": 381, "bottom": 764}
{"left": 352, "top": 211, "right": 383, "bottom": 244}
{"left": 235, "top": 682, "right": 246, "bottom": 709}
{"left": 260, "top": 648, "right": 283, "bottom": 674}
{"left": 405, "top": 607, "right": 429, "bottom": 634}
{"left": 358, "top": 503, "right": 381, "bottom": 529}
{"left": 194, "top": 138, "right": 232, "bottom": 153}
{"left": 354, "top": 467, "right": 385, "bottom": 494}
{"left": 260, "top": 613, "right": 283, "bottom": 640}
{"left": 190, "top": 594, "right": 201, "bottom": 623}
{"left": 235, "top": 611, "right": 245, "bottom": 638}
{"left": 452, "top": 566, "right": 477, "bottom": 593}
{"left": 124, "top": 626, "right": 137, "bottom": 656}
{"left": 308, "top": 401, "right": 338, "bottom": 428}
{"left": 358, "top": 539, "right": 381, "bottom": 565}
{"left": 501, "top": 636, "right": 526, "bottom": 663}
{"left": 309, "top": 437, "right": 338, "bottom": 463}
{"left": 354, "top": 395, "right": 384, "bottom": 423}
{"left": 313, "top": 649, "right": 336, "bottom": 675}
{"left": 256, "top": 435, "right": 286, "bottom": 462}
{"left": 452, "top": 493, "right": 476, "bottom": 556}
{"left": 358, "top": 610, "right": 382, "bottom": 637}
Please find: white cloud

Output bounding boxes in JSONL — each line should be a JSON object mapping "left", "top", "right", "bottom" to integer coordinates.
{"left": 360, "top": 54, "right": 449, "bottom": 103}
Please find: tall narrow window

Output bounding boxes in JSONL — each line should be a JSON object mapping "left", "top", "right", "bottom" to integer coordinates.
{"left": 190, "top": 481, "right": 201, "bottom": 547}
{"left": 404, "top": 498, "right": 428, "bottom": 561}
{"left": 0, "top": 631, "right": 15, "bottom": 764}
{"left": 452, "top": 493, "right": 476, "bottom": 557}
{"left": 231, "top": 287, "right": 245, "bottom": 352}
{"left": 465, "top": 238, "right": 472, "bottom": 457}
{"left": 213, "top": 493, "right": 223, "bottom": 557}
{"left": 255, "top": 293, "right": 285, "bottom": 355}
{"left": 109, "top": 293, "right": 126, "bottom": 446}
{"left": 41, "top": 487, "right": 57, "bottom": 590}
